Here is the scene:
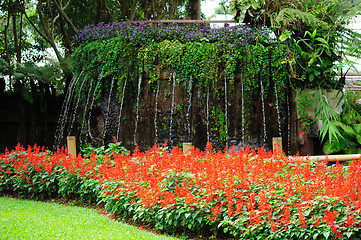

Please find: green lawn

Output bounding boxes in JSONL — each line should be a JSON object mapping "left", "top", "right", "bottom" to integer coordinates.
{"left": 0, "top": 197, "right": 177, "bottom": 240}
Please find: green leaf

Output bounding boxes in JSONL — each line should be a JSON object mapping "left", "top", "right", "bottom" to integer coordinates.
{"left": 354, "top": 124, "right": 361, "bottom": 135}
{"left": 326, "top": 49, "right": 332, "bottom": 56}
{"left": 309, "top": 73, "right": 315, "bottom": 81}
{"left": 20, "top": 86, "right": 34, "bottom": 103}
{"left": 251, "top": 2, "right": 260, "bottom": 9}
{"left": 279, "top": 30, "right": 292, "bottom": 42}
{"left": 315, "top": 37, "right": 328, "bottom": 45}
{"left": 311, "top": 29, "right": 317, "bottom": 39}
{"left": 13, "top": 72, "right": 26, "bottom": 80}
{"left": 357, "top": 135, "right": 361, "bottom": 145}
{"left": 323, "top": 231, "right": 330, "bottom": 239}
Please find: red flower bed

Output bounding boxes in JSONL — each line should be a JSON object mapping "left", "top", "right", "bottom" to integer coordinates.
{"left": 1, "top": 142, "right": 361, "bottom": 239}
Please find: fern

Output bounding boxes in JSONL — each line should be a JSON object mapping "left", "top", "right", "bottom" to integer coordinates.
{"left": 310, "top": 2, "right": 335, "bottom": 16}
{"left": 323, "top": 133, "right": 357, "bottom": 154}
{"left": 333, "top": 121, "right": 355, "bottom": 136}
{"left": 275, "top": 8, "right": 329, "bottom": 28}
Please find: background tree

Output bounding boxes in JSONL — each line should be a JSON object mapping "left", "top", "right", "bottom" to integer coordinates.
{"left": 188, "top": 0, "right": 201, "bottom": 19}
{"left": 215, "top": 0, "right": 232, "bottom": 15}
{"left": 0, "top": 0, "right": 206, "bottom": 149}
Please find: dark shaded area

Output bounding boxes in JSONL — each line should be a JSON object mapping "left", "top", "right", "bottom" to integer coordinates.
{"left": 0, "top": 90, "right": 62, "bottom": 153}
{"left": 81, "top": 69, "right": 295, "bottom": 154}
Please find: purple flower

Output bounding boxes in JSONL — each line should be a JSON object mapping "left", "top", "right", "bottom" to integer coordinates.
{"left": 74, "top": 22, "right": 265, "bottom": 47}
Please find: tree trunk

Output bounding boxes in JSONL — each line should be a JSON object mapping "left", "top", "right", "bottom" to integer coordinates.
{"left": 103, "top": 0, "right": 114, "bottom": 22}
{"left": 59, "top": 15, "right": 73, "bottom": 54}
{"left": 19, "top": 12, "right": 24, "bottom": 58}
{"left": 143, "top": 1, "right": 149, "bottom": 20}
{"left": 53, "top": 0, "right": 77, "bottom": 34}
{"left": 151, "top": 0, "right": 156, "bottom": 19}
{"left": 36, "top": 0, "right": 63, "bottom": 61}
{"left": 129, "top": 0, "right": 139, "bottom": 21}
{"left": 169, "top": 0, "right": 175, "bottom": 19}
{"left": 153, "top": 0, "right": 166, "bottom": 20}
{"left": 289, "top": 88, "right": 299, "bottom": 155}
{"left": 95, "top": 0, "right": 103, "bottom": 24}
{"left": 12, "top": 1, "right": 21, "bottom": 63}
{"left": 188, "top": 0, "right": 201, "bottom": 20}
{"left": 3, "top": 8, "right": 11, "bottom": 64}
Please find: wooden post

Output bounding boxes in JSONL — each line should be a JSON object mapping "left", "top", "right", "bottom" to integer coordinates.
{"left": 67, "top": 136, "right": 77, "bottom": 156}
{"left": 183, "top": 142, "right": 192, "bottom": 153}
{"left": 272, "top": 137, "right": 282, "bottom": 152}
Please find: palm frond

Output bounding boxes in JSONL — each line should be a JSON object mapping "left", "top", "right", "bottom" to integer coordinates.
{"left": 340, "top": 2, "right": 361, "bottom": 24}
{"left": 0, "top": 58, "right": 10, "bottom": 67}
{"left": 315, "top": 89, "right": 343, "bottom": 142}
{"left": 335, "top": 27, "right": 361, "bottom": 60}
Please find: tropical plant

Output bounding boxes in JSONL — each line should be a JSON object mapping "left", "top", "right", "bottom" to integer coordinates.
{"left": 0, "top": 58, "right": 64, "bottom": 99}
{"left": 232, "top": 0, "right": 361, "bottom": 89}
{"left": 231, "top": 0, "right": 361, "bottom": 154}
{"left": 81, "top": 138, "right": 129, "bottom": 160}
{"left": 323, "top": 89, "right": 361, "bottom": 154}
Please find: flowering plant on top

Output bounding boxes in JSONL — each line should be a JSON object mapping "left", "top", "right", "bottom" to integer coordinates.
{"left": 73, "top": 22, "right": 266, "bottom": 47}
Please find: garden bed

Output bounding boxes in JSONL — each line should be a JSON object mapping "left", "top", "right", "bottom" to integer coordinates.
{"left": 1, "top": 143, "right": 361, "bottom": 239}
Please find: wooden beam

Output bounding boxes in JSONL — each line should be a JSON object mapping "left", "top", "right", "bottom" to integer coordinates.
{"left": 307, "top": 154, "right": 361, "bottom": 162}
{"left": 272, "top": 137, "right": 282, "bottom": 152}
{"left": 125, "top": 20, "right": 235, "bottom": 24}
{"left": 67, "top": 136, "right": 77, "bottom": 157}
{"left": 183, "top": 142, "right": 192, "bottom": 153}
{"left": 289, "top": 154, "right": 361, "bottom": 162}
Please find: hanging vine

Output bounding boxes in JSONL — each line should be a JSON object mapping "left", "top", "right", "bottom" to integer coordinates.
{"left": 71, "top": 23, "right": 291, "bottom": 148}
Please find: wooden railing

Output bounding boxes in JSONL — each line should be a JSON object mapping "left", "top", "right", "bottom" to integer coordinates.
{"left": 306, "top": 154, "right": 361, "bottom": 162}
{"left": 272, "top": 137, "right": 360, "bottom": 162}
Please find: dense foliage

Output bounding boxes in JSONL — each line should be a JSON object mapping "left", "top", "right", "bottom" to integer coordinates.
{"left": 230, "top": 0, "right": 361, "bottom": 147}
{"left": 70, "top": 22, "right": 290, "bottom": 148}
{"left": 232, "top": 0, "right": 361, "bottom": 87}
{"left": 323, "top": 89, "right": 361, "bottom": 154}
{"left": 2, "top": 143, "right": 361, "bottom": 239}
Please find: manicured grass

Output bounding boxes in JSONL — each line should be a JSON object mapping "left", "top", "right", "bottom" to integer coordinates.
{"left": 0, "top": 197, "right": 177, "bottom": 240}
